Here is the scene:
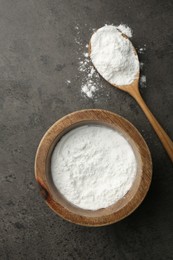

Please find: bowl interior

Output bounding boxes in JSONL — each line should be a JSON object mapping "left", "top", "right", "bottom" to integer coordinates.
{"left": 35, "top": 109, "right": 152, "bottom": 226}
{"left": 47, "top": 121, "right": 142, "bottom": 217}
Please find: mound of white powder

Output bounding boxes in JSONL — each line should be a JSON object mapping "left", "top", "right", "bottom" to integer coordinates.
{"left": 51, "top": 125, "right": 137, "bottom": 210}
{"left": 90, "top": 25, "right": 139, "bottom": 86}
{"left": 116, "top": 24, "right": 133, "bottom": 38}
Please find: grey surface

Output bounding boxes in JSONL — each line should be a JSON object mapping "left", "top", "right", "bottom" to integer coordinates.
{"left": 0, "top": 0, "right": 173, "bottom": 259}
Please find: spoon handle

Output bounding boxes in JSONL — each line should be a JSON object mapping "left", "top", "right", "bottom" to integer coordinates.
{"left": 129, "top": 87, "right": 173, "bottom": 162}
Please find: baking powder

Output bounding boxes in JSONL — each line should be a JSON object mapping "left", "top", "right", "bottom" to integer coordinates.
{"left": 51, "top": 125, "right": 137, "bottom": 210}
{"left": 90, "top": 25, "right": 139, "bottom": 86}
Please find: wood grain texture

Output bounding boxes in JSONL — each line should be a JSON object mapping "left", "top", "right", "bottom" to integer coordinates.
{"left": 35, "top": 109, "right": 152, "bottom": 226}
{"left": 119, "top": 81, "right": 173, "bottom": 162}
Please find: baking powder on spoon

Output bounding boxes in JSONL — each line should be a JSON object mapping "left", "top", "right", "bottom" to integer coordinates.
{"left": 90, "top": 25, "right": 139, "bottom": 86}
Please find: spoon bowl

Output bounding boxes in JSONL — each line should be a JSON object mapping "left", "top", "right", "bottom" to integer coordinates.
{"left": 88, "top": 36, "right": 140, "bottom": 91}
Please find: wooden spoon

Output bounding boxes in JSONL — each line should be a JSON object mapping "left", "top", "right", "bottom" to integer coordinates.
{"left": 89, "top": 37, "right": 173, "bottom": 162}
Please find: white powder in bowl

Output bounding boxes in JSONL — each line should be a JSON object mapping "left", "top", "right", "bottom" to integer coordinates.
{"left": 51, "top": 125, "right": 137, "bottom": 210}
{"left": 90, "top": 25, "right": 139, "bottom": 86}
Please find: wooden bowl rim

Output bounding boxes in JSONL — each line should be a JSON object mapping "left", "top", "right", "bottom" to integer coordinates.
{"left": 35, "top": 109, "right": 152, "bottom": 226}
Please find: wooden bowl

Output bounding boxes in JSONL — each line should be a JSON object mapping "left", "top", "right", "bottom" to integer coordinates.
{"left": 35, "top": 109, "right": 152, "bottom": 226}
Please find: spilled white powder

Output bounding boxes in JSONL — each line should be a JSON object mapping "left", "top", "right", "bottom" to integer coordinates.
{"left": 81, "top": 83, "right": 96, "bottom": 98}
{"left": 90, "top": 25, "right": 139, "bottom": 86}
{"left": 79, "top": 51, "right": 101, "bottom": 98}
{"left": 74, "top": 25, "right": 102, "bottom": 99}
{"left": 140, "top": 75, "right": 147, "bottom": 88}
{"left": 51, "top": 125, "right": 137, "bottom": 210}
{"left": 138, "top": 46, "right": 147, "bottom": 54}
{"left": 80, "top": 66, "right": 99, "bottom": 98}
{"left": 66, "top": 80, "right": 71, "bottom": 84}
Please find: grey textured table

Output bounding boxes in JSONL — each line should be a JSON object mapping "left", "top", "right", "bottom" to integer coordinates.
{"left": 1, "top": 1, "right": 173, "bottom": 259}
